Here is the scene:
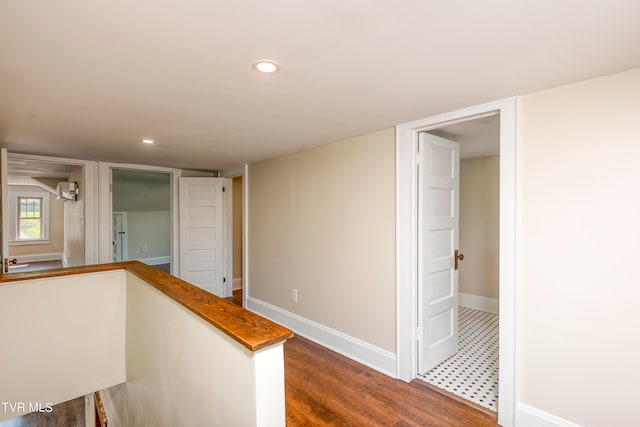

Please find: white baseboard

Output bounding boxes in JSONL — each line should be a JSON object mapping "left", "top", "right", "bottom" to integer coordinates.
{"left": 138, "top": 256, "right": 171, "bottom": 266}
{"left": 459, "top": 293, "right": 499, "bottom": 314}
{"left": 10, "top": 252, "right": 63, "bottom": 263}
{"left": 246, "top": 296, "right": 397, "bottom": 378}
{"left": 233, "top": 277, "right": 243, "bottom": 291}
{"left": 518, "top": 403, "right": 583, "bottom": 427}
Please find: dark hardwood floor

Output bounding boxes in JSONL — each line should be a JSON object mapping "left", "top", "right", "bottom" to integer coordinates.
{"left": 285, "top": 336, "right": 498, "bottom": 427}
{"left": 224, "top": 288, "right": 243, "bottom": 306}
{"left": 228, "top": 289, "right": 496, "bottom": 426}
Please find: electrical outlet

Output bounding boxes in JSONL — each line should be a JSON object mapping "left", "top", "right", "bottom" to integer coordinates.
{"left": 290, "top": 288, "right": 298, "bottom": 303}
{"left": 142, "top": 245, "right": 148, "bottom": 253}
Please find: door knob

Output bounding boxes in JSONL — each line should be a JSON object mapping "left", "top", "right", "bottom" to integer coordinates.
{"left": 454, "top": 250, "right": 464, "bottom": 270}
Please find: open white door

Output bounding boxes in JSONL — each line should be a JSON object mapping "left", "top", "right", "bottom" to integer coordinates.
{"left": 0, "top": 149, "right": 7, "bottom": 273}
{"left": 179, "top": 177, "right": 229, "bottom": 297}
{"left": 112, "top": 212, "right": 127, "bottom": 262}
{"left": 417, "top": 133, "right": 461, "bottom": 374}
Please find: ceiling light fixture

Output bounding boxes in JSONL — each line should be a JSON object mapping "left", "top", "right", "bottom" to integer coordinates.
{"left": 252, "top": 59, "right": 280, "bottom": 74}
{"left": 141, "top": 139, "right": 155, "bottom": 144}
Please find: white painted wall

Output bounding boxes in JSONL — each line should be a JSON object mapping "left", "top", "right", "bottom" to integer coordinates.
{"left": 122, "top": 274, "right": 285, "bottom": 427}
{"left": 518, "top": 67, "right": 640, "bottom": 426}
{"left": 63, "top": 166, "right": 85, "bottom": 267}
{"left": 0, "top": 271, "right": 126, "bottom": 422}
{"left": 0, "top": 269, "right": 287, "bottom": 425}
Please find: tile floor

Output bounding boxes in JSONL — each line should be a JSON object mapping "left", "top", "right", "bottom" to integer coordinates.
{"left": 420, "top": 306, "right": 499, "bottom": 411}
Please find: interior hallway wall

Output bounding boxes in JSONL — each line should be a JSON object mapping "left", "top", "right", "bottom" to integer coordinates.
{"left": 459, "top": 155, "right": 499, "bottom": 299}
{"left": 248, "top": 128, "right": 396, "bottom": 352}
{"left": 519, "top": 67, "right": 640, "bottom": 426}
{"left": 125, "top": 211, "right": 170, "bottom": 260}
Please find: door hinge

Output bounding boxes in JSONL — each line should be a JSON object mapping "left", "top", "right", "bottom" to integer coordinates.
{"left": 222, "top": 187, "right": 226, "bottom": 192}
{"left": 109, "top": 184, "right": 112, "bottom": 192}
{"left": 416, "top": 326, "right": 423, "bottom": 340}
{"left": 223, "top": 277, "right": 226, "bottom": 283}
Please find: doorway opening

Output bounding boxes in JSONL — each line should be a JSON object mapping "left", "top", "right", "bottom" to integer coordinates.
{"left": 396, "top": 98, "right": 517, "bottom": 427}
{"left": 111, "top": 169, "right": 172, "bottom": 273}
{"left": 230, "top": 175, "right": 243, "bottom": 306}
{"left": 3, "top": 153, "right": 96, "bottom": 274}
{"left": 417, "top": 116, "right": 500, "bottom": 411}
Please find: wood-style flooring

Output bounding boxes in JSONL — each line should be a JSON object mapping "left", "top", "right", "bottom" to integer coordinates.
{"left": 285, "top": 336, "right": 498, "bottom": 427}
{"left": 224, "top": 288, "right": 243, "bottom": 307}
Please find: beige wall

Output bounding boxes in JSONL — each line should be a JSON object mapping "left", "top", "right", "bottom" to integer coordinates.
{"left": 233, "top": 176, "right": 243, "bottom": 280}
{"left": 249, "top": 128, "right": 396, "bottom": 352}
{"left": 519, "top": 67, "right": 640, "bottom": 426}
{"left": 8, "top": 185, "right": 65, "bottom": 257}
{"left": 459, "top": 156, "right": 499, "bottom": 299}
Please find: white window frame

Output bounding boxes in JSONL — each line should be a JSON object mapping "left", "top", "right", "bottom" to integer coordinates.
{"left": 9, "top": 190, "right": 51, "bottom": 245}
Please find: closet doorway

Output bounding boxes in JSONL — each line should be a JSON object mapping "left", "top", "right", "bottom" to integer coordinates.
{"left": 98, "top": 162, "right": 180, "bottom": 275}
{"left": 396, "top": 98, "right": 517, "bottom": 427}
{"left": 1, "top": 151, "right": 97, "bottom": 274}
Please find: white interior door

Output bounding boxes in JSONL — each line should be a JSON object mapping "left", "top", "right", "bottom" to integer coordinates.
{"left": 0, "top": 149, "right": 8, "bottom": 273}
{"left": 417, "top": 132, "right": 460, "bottom": 374}
{"left": 112, "top": 213, "right": 127, "bottom": 262}
{"left": 179, "top": 177, "right": 228, "bottom": 297}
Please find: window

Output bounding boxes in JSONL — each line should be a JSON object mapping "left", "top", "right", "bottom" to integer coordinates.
{"left": 9, "top": 190, "right": 50, "bottom": 244}
{"left": 18, "top": 197, "right": 43, "bottom": 240}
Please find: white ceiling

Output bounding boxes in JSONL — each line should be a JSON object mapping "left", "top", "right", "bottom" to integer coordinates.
{"left": 429, "top": 115, "right": 500, "bottom": 160}
{"left": 1, "top": 0, "right": 639, "bottom": 171}
{"left": 7, "top": 157, "right": 78, "bottom": 179}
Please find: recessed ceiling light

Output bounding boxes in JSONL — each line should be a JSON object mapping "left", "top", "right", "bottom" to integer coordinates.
{"left": 141, "top": 139, "right": 155, "bottom": 144}
{"left": 252, "top": 59, "right": 280, "bottom": 74}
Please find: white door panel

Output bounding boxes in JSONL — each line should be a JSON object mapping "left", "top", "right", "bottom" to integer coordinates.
{"left": 179, "top": 177, "right": 227, "bottom": 297}
{"left": 418, "top": 133, "right": 460, "bottom": 374}
{"left": 1, "top": 149, "right": 8, "bottom": 273}
{"left": 113, "top": 214, "right": 122, "bottom": 262}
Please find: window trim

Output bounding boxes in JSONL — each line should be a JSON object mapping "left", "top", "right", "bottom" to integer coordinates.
{"left": 8, "top": 190, "right": 51, "bottom": 245}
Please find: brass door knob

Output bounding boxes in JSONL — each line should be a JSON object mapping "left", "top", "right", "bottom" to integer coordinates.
{"left": 454, "top": 250, "right": 464, "bottom": 270}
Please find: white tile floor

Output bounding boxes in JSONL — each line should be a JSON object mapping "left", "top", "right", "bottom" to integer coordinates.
{"left": 419, "top": 306, "right": 499, "bottom": 411}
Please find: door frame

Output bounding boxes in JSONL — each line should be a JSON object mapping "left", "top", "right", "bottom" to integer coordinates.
{"left": 112, "top": 211, "right": 128, "bottom": 262}
{"left": 4, "top": 152, "right": 99, "bottom": 267}
{"left": 395, "top": 97, "right": 517, "bottom": 427}
{"left": 98, "top": 162, "right": 181, "bottom": 275}
{"left": 222, "top": 164, "right": 248, "bottom": 307}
